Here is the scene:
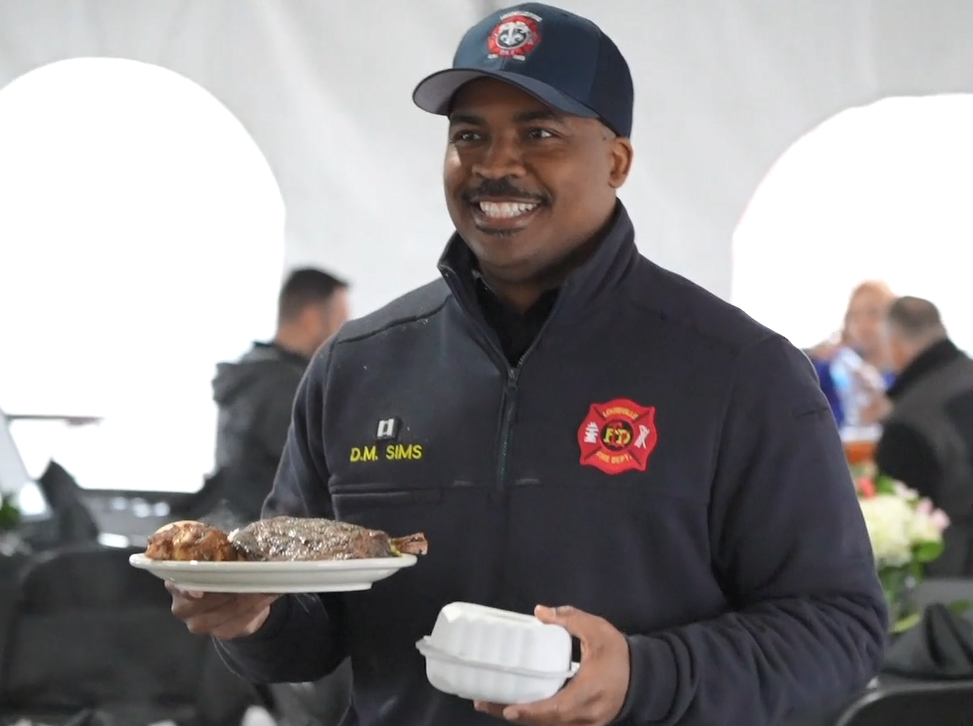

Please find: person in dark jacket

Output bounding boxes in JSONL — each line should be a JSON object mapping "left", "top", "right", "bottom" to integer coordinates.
{"left": 874, "top": 296, "right": 973, "bottom": 576}
{"left": 210, "top": 267, "right": 349, "bottom": 522}
{"left": 169, "top": 5, "right": 887, "bottom": 726}
{"left": 210, "top": 267, "right": 352, "bottom": 726}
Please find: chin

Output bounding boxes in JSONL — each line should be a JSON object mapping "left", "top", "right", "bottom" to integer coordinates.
{"left": 462, "top": 225, "right": 532, "bottom": 260}
{"left": 472, "top": 224, "right": 525, "bottom": 240}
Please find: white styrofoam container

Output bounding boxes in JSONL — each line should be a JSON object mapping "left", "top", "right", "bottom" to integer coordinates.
{"left": 416, "top": 602, "right": 576, "bottom": 704}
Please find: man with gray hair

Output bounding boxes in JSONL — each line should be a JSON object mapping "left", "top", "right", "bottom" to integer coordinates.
{"left": 874, "top": 295, "right": 973, "bottom": 575}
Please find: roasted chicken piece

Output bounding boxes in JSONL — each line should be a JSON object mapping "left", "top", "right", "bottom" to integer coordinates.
{"left": 144, "top": 520, "right": 243, "bottom": 562}
{"left": 228, "top": 516, "right": 428, "bottom": 562}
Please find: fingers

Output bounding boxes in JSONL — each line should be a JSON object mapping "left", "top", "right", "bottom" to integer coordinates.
{"left": 489, "top": 674, "right": 594, "bottom": 725}
{"left": 504, "top": 605, "right": 630, "bottom": 725}
{"left": 473, "top": 606, "right": 598, "bottom": 725}
{"left": 473, "top": 701, "right": 509, "bottom": 719}
{"left": 535, "top": 604, "right": 602, "bottom": 643}
{"left": 164, "top": 580, "right": 206, "bottom": 601}
{"left": 535, "top": 604, "right": 579, "bottom": 624}
{"left": 166, "top": 580, "right": 278, "bottom": 639}
{"left": 474, "top": 696, "right": 574, "bottom": 726}
{"left": 200, "top": 597, "right": 276, "bottom": 640}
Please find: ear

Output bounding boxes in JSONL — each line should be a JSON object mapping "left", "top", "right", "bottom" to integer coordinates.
{"left": 607, "top": 137, "right": 634, "bottom": 189}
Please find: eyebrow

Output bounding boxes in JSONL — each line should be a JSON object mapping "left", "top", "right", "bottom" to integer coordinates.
{"left": 513, "top": 109, "right": 567, "bottom": 124}
{"left": 448, "top": 113, "right": 483, "bottom": 126}
{"left": 447, "top": 109, "right": 568, "bottom": 126}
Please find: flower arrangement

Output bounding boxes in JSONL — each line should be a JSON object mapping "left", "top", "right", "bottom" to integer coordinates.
{"left": 852, "top": 462, "right": 950, "bottom": 631}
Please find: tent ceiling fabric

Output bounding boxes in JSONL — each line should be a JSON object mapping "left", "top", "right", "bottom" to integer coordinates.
{"left": 2, "top": 0, "right": 972, "bottom": 314}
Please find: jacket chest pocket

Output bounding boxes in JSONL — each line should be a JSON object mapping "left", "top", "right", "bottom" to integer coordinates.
{"left": 330, "top": 483, "right": 444, "bottom": 512}
{"left": 328, "top": 480, "right": 494, "bottom": 546}
{"left": 326, "top": 410, "right": 497, "bottom": 491}
{"left": 508, "top": 417, "right": 713, "bottom": 504}
{"left": 328, "top": 484, "right": 445, "bottom": 557}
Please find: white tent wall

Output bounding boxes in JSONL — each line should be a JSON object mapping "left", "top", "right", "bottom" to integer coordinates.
{"left": 2, "top": 0, "right": 973, "bottom": 315}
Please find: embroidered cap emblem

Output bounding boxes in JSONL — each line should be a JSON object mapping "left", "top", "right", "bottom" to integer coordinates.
{"left": 577, "top": 399, "right": 658, "bottom": 475}
{"left": 487, "top": 11, "right": 542, "bottom": 60}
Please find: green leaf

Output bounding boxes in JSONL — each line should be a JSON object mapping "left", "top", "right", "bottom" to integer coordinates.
{"left": 873, "top": 474, "right": 898, "bottom": 495}
{"left": 907, "top": 560, "right": 923, "bottom": 580}
{"left": 913, "top": 541, "right": 944, "bottom": 563}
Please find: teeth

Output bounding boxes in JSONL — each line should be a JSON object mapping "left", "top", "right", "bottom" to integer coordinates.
{"left": 478, "top": 201, "right": 537, "bottom": 218}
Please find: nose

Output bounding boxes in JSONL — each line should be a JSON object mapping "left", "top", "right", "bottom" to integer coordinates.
{"left": 471, "top": 135, "right": 525, "bottom": 179}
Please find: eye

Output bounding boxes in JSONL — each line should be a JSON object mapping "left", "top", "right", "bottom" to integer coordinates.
{"left": 450, "top": 129, "right": 482, "bottom": 143}
{"left": 527, "top": 128, "right": 557, "bottom": 139}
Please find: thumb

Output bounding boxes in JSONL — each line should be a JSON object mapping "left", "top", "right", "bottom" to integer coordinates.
{"left": 535, "top": 604, "right": 580, "bottom": 626}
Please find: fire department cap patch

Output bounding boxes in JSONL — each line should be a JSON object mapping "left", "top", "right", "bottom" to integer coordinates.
{"left": 487, "top": 11, "right": 541, "bottom": 60}
{"left": 577, "top": 399, "right": 658, "bottom": 475}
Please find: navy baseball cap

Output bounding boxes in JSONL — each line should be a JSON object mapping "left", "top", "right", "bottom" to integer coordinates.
{"left": 412, "top": 3, "right": 633, "bottom": 138}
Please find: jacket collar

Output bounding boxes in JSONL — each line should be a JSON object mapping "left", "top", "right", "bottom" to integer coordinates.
{"left": 437, "top": 200, "right": 639, "bottom": 333}
{"left": 887, "top": 338, "right": 962, "bottom": 400}
{"left": 255, "top": 340, "right": 312, "bottom": 367}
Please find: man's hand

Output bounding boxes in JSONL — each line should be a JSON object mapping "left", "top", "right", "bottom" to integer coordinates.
{"left": 859, "top": 393, "right": 892, "bottom": 425}
{"left": 804, "top": 332, "right": 843, "bottom": 362}
{"left": 166, "top": 580, "right": 279, "bottom": 640}
{"left": 853, "top": 369, "right": 892, "bottom": 425}
{"left": 474, "top": 605, "right": 630, "bottom": 726}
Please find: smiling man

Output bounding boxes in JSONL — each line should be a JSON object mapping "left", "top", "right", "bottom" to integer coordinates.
{"left": 438, "top": 80, "right": 629, "bottom": 314}
{"left": 169, "top": 4, "right": 887, "bottom": 726}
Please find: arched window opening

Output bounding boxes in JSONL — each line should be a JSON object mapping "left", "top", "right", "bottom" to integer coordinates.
{"left": 0, "top": 57, "right": 285, "bottom": 492}
{"left": 733, "top": 94, "right": 973, "bottom": 352}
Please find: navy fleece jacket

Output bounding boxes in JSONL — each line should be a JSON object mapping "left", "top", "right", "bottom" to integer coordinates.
{"left": 217, "top": 204, "right": 887, "bottom": 725}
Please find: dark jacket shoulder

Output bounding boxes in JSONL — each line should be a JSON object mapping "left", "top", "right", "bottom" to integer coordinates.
{"left": 630, "top": 257, "right": 781, "bottom": 358}
{"left": 335, "top": 279, "right": 451, "bottom": 346}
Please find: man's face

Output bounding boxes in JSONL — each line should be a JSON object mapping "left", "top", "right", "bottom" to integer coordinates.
{"left": 845, "top": 290, "right": 890, "bottom": 358}
{"left": 443, "top": 79, "right": 632, "bottom": 289}
{"left": 888, "top": 326, "right": 908, "bottom": 375}
{"left": 884, "top": 324, "right": 911, "bottom": 375}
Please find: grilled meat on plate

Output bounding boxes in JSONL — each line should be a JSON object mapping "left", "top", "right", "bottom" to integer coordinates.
{"left": 145, "top": 521, "right": 242, "bottom": 562}
{"left": 228, "top": 516, "right": 429, "bottom": 562}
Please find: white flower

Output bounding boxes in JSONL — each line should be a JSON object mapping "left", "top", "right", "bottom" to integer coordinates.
{"left": 892, "top": 481, "right": 919, "bottom": 502}
{"left": 907, "top": 498, "right": 949, "bottom": 544}
{"left": 859, "top": 495, "right": 914, "bottom": 567}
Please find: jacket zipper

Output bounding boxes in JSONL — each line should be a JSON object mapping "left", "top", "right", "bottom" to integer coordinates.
{"left": 441, "top": 268, "right": 564, "bottom": 609}
{"left": 439, "top": 269, "right": 559, "bottom": 491}
{"left": 494, "top": 333, "right": 543, "bottom": 491}
{"left": 496, "top": 373, "right": 518, "bottom": 490}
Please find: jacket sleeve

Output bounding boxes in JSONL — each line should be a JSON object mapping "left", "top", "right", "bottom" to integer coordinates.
{"left": 215, "top": 341, "right": 350, "bottom": 683}
{"left": 616, "top": 336, "right": 887, "bottom": 726}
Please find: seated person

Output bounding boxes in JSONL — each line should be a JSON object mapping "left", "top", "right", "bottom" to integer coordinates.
{"left": 806, "top": 280, "right": 896, "bottom": 428}
{"left": 874, "top": 296, "right": 973, "bottom": 576}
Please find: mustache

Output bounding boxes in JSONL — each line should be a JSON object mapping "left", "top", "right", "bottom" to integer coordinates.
{"left": 463, "top": 178, "right": 549, "bottom": 204}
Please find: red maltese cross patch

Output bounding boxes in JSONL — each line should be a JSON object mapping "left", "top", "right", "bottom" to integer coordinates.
{"left": 577, "top": 399, "right": 658, "bottom": 475}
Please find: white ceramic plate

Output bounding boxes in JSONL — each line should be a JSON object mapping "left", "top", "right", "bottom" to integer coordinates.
{"left": 129, "top": 553, "right": 417, "bottom": 593}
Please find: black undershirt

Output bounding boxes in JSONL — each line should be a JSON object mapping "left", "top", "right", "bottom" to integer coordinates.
{"left": 474, "top": 276, "right": 559, "bottom": 366}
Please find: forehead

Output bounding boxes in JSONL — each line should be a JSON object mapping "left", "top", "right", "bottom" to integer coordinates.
{"left": 849, "top": 290, "right": 890, "bottom": 310}
{"left": 449, "top": 78, "right": 559, "bottom": 118}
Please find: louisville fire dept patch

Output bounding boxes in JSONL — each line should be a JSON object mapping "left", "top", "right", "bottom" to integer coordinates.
{"left": 577, "top": 399, "right": 658, "bottom": 475}
{"left": 487, "top": 11, "right": 542, "bottom": 60}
